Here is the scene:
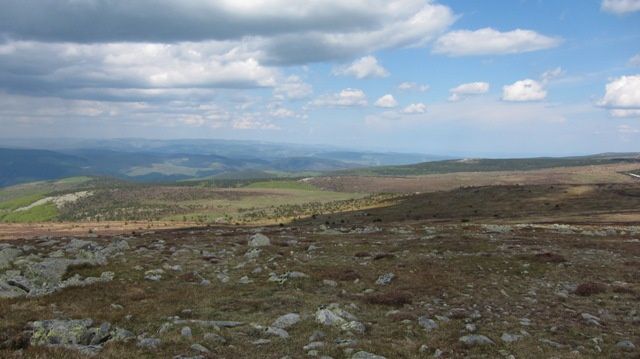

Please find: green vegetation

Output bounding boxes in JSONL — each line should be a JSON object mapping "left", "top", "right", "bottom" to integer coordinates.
{"left": 245, "top": 180, "right": 317, "bottom": 191}
{"left": 337, "top": 156, "right": 640, "bottom": 176}
{"left": 0, "top": 202, "right": 58, "bottom": 222}
{"left": 0, "top": 193, "right": 47, "bottom": 211}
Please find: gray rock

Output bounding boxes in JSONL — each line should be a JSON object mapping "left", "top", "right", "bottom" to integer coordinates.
{"left": 191, "top": 343, "right": 210, "bottom": 353}
{"left": 501, "top": 333, "right": 522, "bottom": 343}
{"left": 266, "top": 326, "right": 290, "bottom": 338}
{"left": 0, "top": 247, "right": 22, "bottom": 269}
{"left": 351, "top": 351, "right": 387, "bottom": 359}
{"left": 375, "top": 273, "right": 395, "bottom": 286}
{"left": 316, "top": 309, "right": 346, "bottom": 326}
{"left": 341, "top": 321, "right": 365, "bottom": 334}
{"left": 304, "top": 341, "right": 326, "bottom": 351}
{"left": 581, "top": 313, "right": 602, "bottom": 326}
{"left": 309, "top": 330, "right": 326, "bottom": 342}
{"left": 248, "top": 233, "right": 271, "bottom": 247}
{"left": 181, "top": 326, "right": 192, "bottom": 337}
{"left": 417, "top": 316, "right": 438, "bottom": 331}
{"left": 616, "top": 340, "right": 636, "bottom": 351}
{"left": 252, "top": 339, "right": 271, "bottom": 345}
{"left": 272, "top": 313, "right": 301, "bottom": 329}
{"left": 459, "top": 335, "right": 495, "bottom": 347}
{"left": 138, "top": 337, "right": 161, "bottom": 349}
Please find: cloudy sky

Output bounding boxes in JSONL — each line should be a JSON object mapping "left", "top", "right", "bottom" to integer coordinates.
{"left": 1, "top": 0, "right": 639, "bottom": 156}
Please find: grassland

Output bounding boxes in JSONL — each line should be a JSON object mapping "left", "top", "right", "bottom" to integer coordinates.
{"left": 336, "top": 155, "right": 640, "bottom": 177}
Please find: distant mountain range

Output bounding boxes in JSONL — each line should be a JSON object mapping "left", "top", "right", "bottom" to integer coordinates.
{"left": 0, "top": 139, "right": 450, "bottom": 186}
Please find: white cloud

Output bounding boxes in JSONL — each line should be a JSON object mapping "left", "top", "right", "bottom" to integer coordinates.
{"left": 541, "top": 67, "right": 565, "bottom": 84}
{"left": 448, "top": 82, "right": 490, "bottom": 101}
{"left": 402, "top": 103, "right": 427, "bottom": 114}
{"left": 601, "top": 0, "right": 640, "bottom": 14}
{"left": 433, "top": 28, "right": 561, "bottom": 56}
{"left": 333, "top": 56, "right": 389, "bottom": 79}
{"left": 313, "top": 88, "right": 368, "bottom": 107}
{"left": 398, "top": 82, "right": 429, "bottom": 91}
{"left": 502, "top": 79, "right": 547, "bottom": 102}
{"left": 374, "top": 94, "right": 398, "bottom": 108}
{"left": 629, "top": 54, "right": 640, "bottom": 67}
{"left": 618, "top": 124, "right": 640, "bottom": 133}
{"left": 273, "top": 75, "right": 313, "bottom": 100}
{"left": 611, "top": 109, "right": 640, "bottom": 118}
{"left": 599, "top": 75, "right": 640, "bottom": 109}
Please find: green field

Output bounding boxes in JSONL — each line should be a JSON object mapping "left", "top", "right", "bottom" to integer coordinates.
{"left": 337, "top": 156, "right": 640, "bottom": 176}
{"left": 0, "top": 177, "right": 371, "bottom": 224}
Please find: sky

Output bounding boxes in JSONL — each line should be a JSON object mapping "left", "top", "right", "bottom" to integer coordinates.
{"left": 0, "top": 0, "right": 639, "bottom": 157}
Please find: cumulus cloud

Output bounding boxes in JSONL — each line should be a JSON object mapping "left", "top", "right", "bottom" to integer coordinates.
{"left": 402, "top": 103, "right": 427, "bottom": 114}
{"left": 312, "top": 88, "right": 368, "bottom": 107}
{"left": 599, "top": 75, "right": 640, "bottom": 111}
{"left": 333, "top": 56, "right": 389, "bottom": 79}
{"left": 0, "top": 1, "right": 455, "bottom": 65}
{"left": 448, "top": 82, "right": 490, "bottom": 101}
{"left": 601, "top": 0, "right": 640, "bottom": 14}
{"left": 374, "top": 94, "right": 398, "bottom": 108}
{"left": 502, "top": 79, "right": 547, "bottom": 102}
{"left": 433, "top": 28, "right": 561, "bottom": 56}
{"left": 398, "top": 82, "right": 429, "bottom": 91}
{"left": 0, "top": 41, "right": 278, "bottom": 98}
{"left": 273, "top": 75, "right": 313, "bottom": 100}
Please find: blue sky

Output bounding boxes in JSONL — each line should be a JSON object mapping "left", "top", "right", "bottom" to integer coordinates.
{"left": 0, "top": 0, "right": 639, "bottom": 156}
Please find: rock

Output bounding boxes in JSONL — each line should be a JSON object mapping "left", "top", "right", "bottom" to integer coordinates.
{"left": 181, "top": 326, "right": 192, "bottom": 337}
{"left": 266, "top": 326, "right": 290, "bottom": 339}
{"left": 351, "top": 351, "right": 387, "bottom": 359}
{"left": 0, "top": 247, "right": 22, "bottom": 269}
{"left": 316, "top": 309, "right": 346, "bottom": 326}
{"left": 30, "top": 319, "right": 94, "bottom": 346}
{"left": 581, "top": 313, "right": 602, "bottom": 326}
{"left": 417, "top": 316, "right": 438, "bottom": 331}
{"left": 138, "top": 337, "right": 161, "bottom": 349}
{"left": 29, "top": 319, "right": 134, "bottom": 354}
{"left": 309, "top": 330, "right": 326, "bottom": 342}
{"left": 252, "top": 339, "right": 271, "bottom": 345}
{"left": 272, "top": 313, "right": 301, "bottom": 329}
{"left": 144, "top": 269, "right": 164, "bottom": 281}
{"left": 375, "top": 273, "right": 395, "bottom": 286}
{"left": 239, "top": 276, "right": 253, "bottom": 284}
{"left": 501, "top": 333, "right": 522, "bottom": 343}
{"left": 459, "top": 335, "right": 495, "bottom": 347}
{"left": 191, "top": 343, "right": 210, "bottom": 353}
{"left": 203, "top": 332, "right": 226, "bottom": 344}
{"left": 341, "top": 321, "right": 365, "bottom": 334}
{"left": 304, "top": 341, "right": 325, "bottom": 351}
{"left": 216, "top": 273, "right": 230, "bottom": 283}
{"left": 539, "top": 338, "right": 567, "bottom": 349}
{"left": 245, "top": 248, "right": 262, "bottom": 259}
{"left": 616, "top": 340, "right": 636, "bottom": 351}
{"left": 465, "top": 323, "right": 477, "bottom": 332}
{"left": 249, "top": 233, "right": 271, "bottom": 247}
{"left": 323, "top": 279, "right": 338, "bottom": 287}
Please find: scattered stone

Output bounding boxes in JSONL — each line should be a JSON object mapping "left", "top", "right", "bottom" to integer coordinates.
{"left": 375, "top": 273, "right": 395, "bottom": 286}
{"left": 303, "top": 341, "right": 325, "bottom": 351}
{"left": 459, "top": 335, "right": 495, "bottom": 347}
{"left": 501, "top": 333, "right": 522, "bottom": 343}
{"left": 266, "top": 326, "right": 290, "bottom": 339}
{"left": 417, "top": 316, "right": 438, "bottom": 331}
{"left": 249, "top": 233, "right": 271, "bottom": 247}
{"left": 616, "top": 340, "right": 636, "bottom": 351}
{"left": 272, "top": 313, "right": 301, "bottom": 329}
{"left": 181, "top": 326, "right": 192, "bottom": 337}
{"left": 351, "top": 351, "right": 386, "bottom": 359}
{"left": 138, "top": 337, "right": 161, "bottom": 349}
{"left": 190, "top": 343, "right": 210, "bottom": 353}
